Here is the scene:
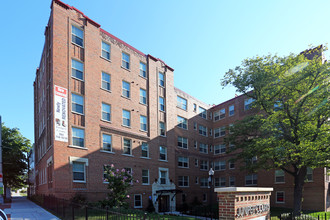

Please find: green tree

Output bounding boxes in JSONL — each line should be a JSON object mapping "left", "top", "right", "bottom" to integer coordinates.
{"left": 2, "top": 124, "right": 31, "bottom": 198}
{"left": 221, "top": 47, "right": 330, "bottom": 216}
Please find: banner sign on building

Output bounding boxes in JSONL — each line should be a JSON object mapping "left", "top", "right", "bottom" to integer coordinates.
{"left": 54, "top": 85, "right": 68, "bottom": 142}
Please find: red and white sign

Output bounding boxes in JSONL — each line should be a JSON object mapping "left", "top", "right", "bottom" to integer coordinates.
{"left": 54, "top": 85, "right": 68, "bottom": 142}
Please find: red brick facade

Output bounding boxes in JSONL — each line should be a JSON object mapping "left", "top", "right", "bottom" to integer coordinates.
{"left": 33, "top": 0, "right": 330, "bottom": 212}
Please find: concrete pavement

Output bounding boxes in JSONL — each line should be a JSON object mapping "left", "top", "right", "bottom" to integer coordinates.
{"left": 3, "top": 195, "right": 59, "bottom": 220}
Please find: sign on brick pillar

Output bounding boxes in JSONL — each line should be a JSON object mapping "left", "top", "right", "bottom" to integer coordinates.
{"left": 215, "top": 187, "right": 273, "bottom": 220}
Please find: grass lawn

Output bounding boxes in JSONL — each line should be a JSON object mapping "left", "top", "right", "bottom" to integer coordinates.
{"left": 270, "top": 207, "right": 330, "bottom": 220}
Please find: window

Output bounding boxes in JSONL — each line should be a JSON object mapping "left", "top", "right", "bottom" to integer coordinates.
{"left": 199, "top": 125, "right": 207, "bottom": 136}
{"left": 159, "top": 146, "right": 167, "bottom": 161}
{"left": 195, "top": 158, "right": 198, "bottom": 167}
{"left": 200, "top": 178, "right": 208, "bottom": 187}
{"left": 244, "top": 98, "right": 254, "bottom": 110}
{"left": 229, "top": 105, "right": 235, "bottom": 116}
{"left": 193, "top": 104, "right": 197, "bottom": 112}
{"left": 101, "top": 72, "right": 111, "bottom": 91}
{"left": 215, "top": 177, "right": 226, "bottom": 187}
{"left": 203, "top": 193, "right": 207, "bottom": 202}
{"left": 125, "top": 167, "right": 132, "bottom": 175}
{"left": 200, "top": 160, "right": 208, "bottom": 170}
{"left": 220, "top": 109, "right": 226, "bottom": 119}
{"left": 72, "top": 127, "right": 84, "bottom": 147}
{"left": 194, "top": 141, "right": 198, "bottom": 149}
{"left": 209, "top": 129, "right": 212, "bottom": 136}
{"left": 177, "top": 96, "right": 187, "bottom": 110}
{"left": 71, "top": 25, "right": 83, "bottom": 47}
{"left": 72, "top": 93, "right": 84, "bottom": 114}
{"left": 229, "top": 124, "right": 234, "bottom": 134}
{"left": 102, "top": 134, "right": 112, "bottom": 152}
{"left": 142, "top": 169, "right": 149, "bottom": 185}
{"left": 71, "top": 59, "right": 84, "bottom": 80}
{"left": 102, "top": 103, "right": 111, "bottom": 121}
{"left": 229, "top": 176, "right": 236, "bottom": 186}
{"left": 101, "top": 41, "right": 110, "bottom": 60}
{"left": 123, "top": 138, "right": 131, "bottom": 155}
{"left": 214, "top": 144, "right": 226, "bottom": 155}
{"left": 134, "top": 194, "right": 142, "bottom": 208}
{"left": 72, "top": 161, "right": 85, "bottom": 182}
{"left": 103, "top": 165, "right": 110, "bottom": 182}
{"left": 245, "top": 174, "right": 258, "bottom": 185}
{"left": 141, "top": 142, "right": 149, "bottom": 158}
{"left": 276, "top": 191, "right": 285, "bottom": 203}
{"left": 214, "top": 160, "right": 226, "bottom": 171}
{"left": 275, "top": 170, "right": 285, "bottom": 183}
{"left": 140, "top": 62, "right": 147, "bottom": 78}
{"left": 140, "top": 115, "right": 147, "bottom": 132}
{"left": 159, "top": 97, "right": 165, "bottom": 111}
{"left": 199, "top": 107, "right": 207, "bottom": 119}
{"left": 140, "top": 88, "right": 147, "bottom": 105}
{"left": 195, "top": 177, "right": 199, "bottom": 184}
{"left": 214, "top": 111, "right": 220, "bottom": 121}
{"left": 215, "top": 127, "right": 226, "bottom": 138}
{"left": 199, "top": 143, "right": 208, "bottom": 154}
{"left": 122, "top": 110, "right": 131, "bottom": 127}
{"left": 229, "top": 160, "right": 235, "bottom": 169}
{"left": 178, "top": 156, "right": 189, "bottom": 168}
{"left": 159, "top": 122, "right": 166, "bottom": 136}
{"left": 122, "top": 81, "right": 130, "bottom": 98}
{"left": 159, "top": 72, "right": 165, "bottom": 87}
{"left": 178, "top": 136, "right": 188, "bottom": 149}
{"left": 159, "top": 168, "right": 168, "bottom": 184}
{"left": 177, "top": 116, "right": 187, "bottom": 129}
{"left": 178, "top": 176, "right": 189, "bottom": 187}
{"left": 194, "top": 122, "right": 197, "bottom": 130}
{"left": 306, "top": 167, "right": 313, "bottom": 182}
{"left": 122, "top": 52, "right": 130, "bottom": 69}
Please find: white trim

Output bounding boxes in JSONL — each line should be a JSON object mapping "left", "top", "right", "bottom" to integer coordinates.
{"left": 214, "top": 187, "right": 273, "bottom": 193}
{"left": 69, "top": 156, "right": 88, "bottom": 166}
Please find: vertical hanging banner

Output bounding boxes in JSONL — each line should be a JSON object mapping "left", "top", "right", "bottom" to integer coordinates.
{"left": 54, "top": 85, "right": 68, "bottom": 142}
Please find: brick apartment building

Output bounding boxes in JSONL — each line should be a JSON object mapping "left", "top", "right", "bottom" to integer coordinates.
{"left": 33, "top": 0, "right": 330, "bottom": 212}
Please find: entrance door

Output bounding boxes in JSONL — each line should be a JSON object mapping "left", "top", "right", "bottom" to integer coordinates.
{"left": 159, "top": 195, "right": 170, "bottom": 212}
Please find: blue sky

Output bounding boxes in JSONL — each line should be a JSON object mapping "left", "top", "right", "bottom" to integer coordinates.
{"left": 0, "top": 0, "right": 329, "bottom": 142}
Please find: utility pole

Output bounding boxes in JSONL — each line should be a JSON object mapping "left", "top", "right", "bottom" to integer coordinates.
{"left": 0, "top": 116, "right": 3, "bottom": 204}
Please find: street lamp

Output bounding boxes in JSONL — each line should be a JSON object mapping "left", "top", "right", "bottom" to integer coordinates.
{"left": 208, "top": 167, "right": 214, "bottom": 219}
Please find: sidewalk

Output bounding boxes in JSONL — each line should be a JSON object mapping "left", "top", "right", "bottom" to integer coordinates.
{"left": 3, "top": 196, "right": 59, "bottom": 220}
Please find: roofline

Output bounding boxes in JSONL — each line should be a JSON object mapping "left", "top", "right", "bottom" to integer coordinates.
{"left": 210, "top": 93, "right": 246, "bottom": 110}
{"left": 148, "top": 54, "right": 174, "bottom": 72}
{"left": 174, "top": 87, "right": 210, "bottom": 108}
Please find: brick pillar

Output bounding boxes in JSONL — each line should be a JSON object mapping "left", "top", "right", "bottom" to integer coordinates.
{"left": 215, "top": 187, "right": 273, "bottom": 220}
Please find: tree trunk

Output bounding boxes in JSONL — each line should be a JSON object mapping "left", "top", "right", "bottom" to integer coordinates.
{"left": 293, "top": 166, "right": 307, "bottom": 216}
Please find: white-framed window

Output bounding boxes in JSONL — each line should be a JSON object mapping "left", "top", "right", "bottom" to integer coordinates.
{"left": 193, "top": 104, "right": 197, "bottom": 112}
{"left": 140, "top": 62, "right": 147, "bottom": 78}
{"left": 209, "top": 129, "right": 212, "bottom": 136}
{"left": 72, "top": 93, "right": 84, "bottom": 114}
{"left": 195, "top": 158, "right": 198, "bottom": 167}
{"left": 102, "top": 134, "right": 112, "bottom": 152}
{"left": 102, "top": 103, "right": 111, "bottom": 121}
{"left": 195, "top": 177, "right": 199, "bottom": 184}
{"left": 214, "top": 144, "right": 226, "bottom": 155}
{"left": 194, "top": 122, "right": 197, "bottom": 130}
{"left": 200, "top": 178, "right": 208, "bottom": 187}
{"left": 275, "top": 170, "right": 285, "bottom": 183}
{"left": 214, "top": 160, "right": 226, "bottom": 171}
{"left": 140, "top": 88, "right": 147, "bottom": 105}
{"left": 194, "top": 141, "right": 198, "bottom": 149}
{"left": 142, "top": 169, "right": 149, "bottom": 185}
{"left": 122, "top": 52, "right": 130, "bottom": 69}
{"left": 200, "top": 160, "right": 208, "bottom": 170}
{"left": 178, "top": 136, "right": 188, "bottom": 149}
{"left": 159, "top": 168, "right": 168, "bottom": 184}
{"left": 141, "top": 142, "right": 149, "bottom": 158}
{"left": 229, "top": 160, "right": 235, "bottom": 169}
{"left": 134, "top": 194, "right": 142, "bottom": 208}
{"left": 123, "top": 138, "right": 132, "bottom": 155}
{"left": 72, "top": 161, "right": 86, "bottom": 182}
{"left": 140, "top": 115, "right": 147, "bottom": 132}
{"left": 215, "top": 127, "right": 226, "bottom": 138}
{"left": 214, "top": 111, "right": 220, "bottom": 121}
{"left": 215, "top": 177, "right": 226, "bottom": 187}
{"left": 178, "top": 156, "right": 189, "bottom": 168}
{"left": 101, "top": 72, "right": 111, "bottom": 91}
{"left": 245, "top": 174, "right": 258, "bottom": 185}
{"left": 122, "top": 81, "right": 130, "bottom": 98}
{"left": 71, "top": 25, "right": 83, "bottom": 47}
{"left": 103, "top": 165, "right": 110, "bottom": 183}
{"left": 276, "top": 191, "right": 285, "bottom": 204}
{"left": 199, "top": 125, "right": 207, "bottom": 136}
{"left": 159, "top": 146, "right": 167, "bottom": 161}
{"left": 101, "top": 41, "right": 111, "bottom": 60}
{"left": 159, "top": 122, "right": 166, "bottom": 136}
{"left": 244, "top": 98, "right": 254, "bottom": 110}
{"left": 178, "top": 176, "right": 189, "bottom": 187}
{"left": 177, "top": 96, "right": 187, "bottom": 110}
{"left": 71, "top": 59, "right": 84, "bottom": 80}
{"left": 72, "top": 127, "right": 84, "bottom": 147}
{"left": 306, "top": 167, "right": 313, "bottom": 182}
{"left": 199, "top": 107, "right": 207, "bottom": 119}
{"left": 159, "top": 72, "right": 165, "bottom": 87}
{"left": 229, "top": 105, "right": 235, "bottom": 116}
{"left": 229, "top": 176, "right": 235, "bottom": 186}
{"left": 159, "top": 97, "right": 165, "bottom": 111}
{"left": 220, "top": 108, "right": 226, "bottom": 119}
{"left": 122, "top": 109, "right": 131, "bottom": 127}
{"left": 199, "top": 143, "right": 208, "bottom": 154}
{"left": 177, "top": 116, "right": 188, "bottom": 129}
